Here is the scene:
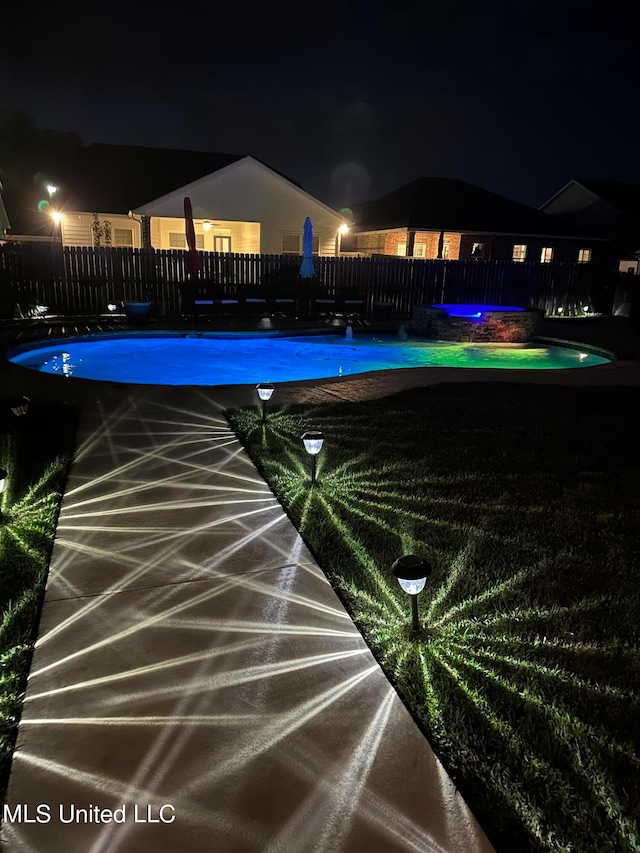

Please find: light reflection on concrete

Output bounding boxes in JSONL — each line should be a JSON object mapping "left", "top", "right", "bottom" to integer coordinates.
{"left": 2, "top": 389, "right": 495, "bottom": 853}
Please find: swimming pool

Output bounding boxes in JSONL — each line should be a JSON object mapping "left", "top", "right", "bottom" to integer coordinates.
{"left": 7, "top": 332, "right": 611, "bottom": 386}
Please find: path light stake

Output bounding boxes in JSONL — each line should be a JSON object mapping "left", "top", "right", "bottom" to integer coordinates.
{"left": 392, "top": 555, "right": 432, "bottom": 636}
{"left": 302, "top": 431, "right": 324, "bottom": 487}
{"left": 256, "top": 383, "right": 275, "bottom": 424}
{"left": 9, "top": 396, "right": 30, "bottom": 417}
{"left": 0, "top": 468, "right": 7, "bottom": 523}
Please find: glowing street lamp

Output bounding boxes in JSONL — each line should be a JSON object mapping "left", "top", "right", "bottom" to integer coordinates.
{"left": 302, "top": 430, "right": 324, "bottom": 486}
{"left": 9, "top": 396, "right": 30, "bottom": 417}
{"left": 256, "top": 383, "right": 275, "bottom": 423}
{"left": 392, "top": 554, "right": 432, "bottom": 635}
{"left": 0, "top": 468, "right": 7, "bottom": 523}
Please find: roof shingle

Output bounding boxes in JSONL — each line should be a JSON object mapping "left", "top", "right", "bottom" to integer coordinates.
{"left": 351, "top": 177, "right": 600, "bottom": 238}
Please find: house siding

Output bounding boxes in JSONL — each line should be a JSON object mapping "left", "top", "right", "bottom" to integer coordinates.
{"left": 150, "top": 217, "right": 260, "bottom": 254}
{"left": 137, "top": 158, "right": 345, "bottom": 255}
{"left": 61, "top": 213, "right": 142, "bottom": 248}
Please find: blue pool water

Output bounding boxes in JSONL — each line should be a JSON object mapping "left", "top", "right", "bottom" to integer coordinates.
{"left": 7, "top": 332, "right": 610, "bottom": 386}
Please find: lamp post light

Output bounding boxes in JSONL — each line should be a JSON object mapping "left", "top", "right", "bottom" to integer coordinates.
{"left": 302, "top": 430, "right": 324, "bottom": 486}
{"left": 256, "top": 383, "right": 275, "bottom": 423}
{"left": 50, "top": 209, "right": 63, "bottom": 245}
{"left": 337, "top": 223, "right": 349, "bottom": 255}
{"left": 392, "top": 554, "right": 432, "bottom": 635}
{"left": 0, "top": 468, "right": 7, "bottom": 523}
{"left": 9, "top": 396, "right": 30, "bottom": 417}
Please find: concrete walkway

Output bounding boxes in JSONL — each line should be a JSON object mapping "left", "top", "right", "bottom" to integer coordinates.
{"left": 1, "top": 384, "right": 495, "bottom": 853}
{"left": 2, "top": 316, "right": 639, "bottom": 852}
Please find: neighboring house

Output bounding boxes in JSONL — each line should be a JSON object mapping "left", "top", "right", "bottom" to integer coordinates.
{"left": 2, "top": 143, "right": 348, "bottom": 256}
{"left": 539, "top": 178, "right": 640, "bottom": 273}
{"left": 344, "top": 177, "right": 609, "bottom": 265}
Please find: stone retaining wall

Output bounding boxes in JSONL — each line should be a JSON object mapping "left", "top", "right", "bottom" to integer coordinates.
{"left": 411, "top": 305, "right": 544, "bottom": 342}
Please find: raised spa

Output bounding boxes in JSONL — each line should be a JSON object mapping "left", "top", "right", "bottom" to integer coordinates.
{"left": 412, "top": 304, "right": 543, "bottom": 342}
{"left": 6, "top": 331, "right": 610, "bottom": 386}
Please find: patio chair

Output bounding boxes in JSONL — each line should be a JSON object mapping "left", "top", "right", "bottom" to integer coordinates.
{"left": 268, "top": 294, "right": 299, "bottom": 318}
{"left": 338, "top": 290, "right": 366, "bottom": 318}
{"left": 180, "top": 282, "right": 220, "bottom": 319}
{"left": 309, "top": 289, "right": 339, "bottom": 318}
{"left": 218, "top": 293, "right": 241, "bottom": 316}
{"left": 241, "top": 290, "right": 269, "bottom": 317}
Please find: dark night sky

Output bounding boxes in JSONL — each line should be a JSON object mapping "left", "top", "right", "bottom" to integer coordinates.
{"left": 3, "top": 0, "right": 640, "bottom": 211}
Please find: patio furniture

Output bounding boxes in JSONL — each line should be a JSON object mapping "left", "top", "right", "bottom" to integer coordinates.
{"left": 180, "top": 283, "right": 220, "bottom": 319}
{"left": 268, "top": 294, "right": 299, "bottom": 318}
{"left": 242, "top": 292, "right": 269, "bottom": 316}
{"left": 123, "top": 301, "right": 152, "bottom": 325}
{"left": 309, "top": 289, "right": 338, "bottom": 318}
{"left": 339, "top": 291, "right": 366, "bottom": 318}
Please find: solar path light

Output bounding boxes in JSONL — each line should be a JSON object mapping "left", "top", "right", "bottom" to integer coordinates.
{"left": 9, "top": 396, "right": 30, "bottom": 417}
{"left": 0, "top": 468, "right": 7, "bottom": 523}
{"left": 301, "top": 431, "right": 324, "bottom": 487}
{"left": 392, "top": 554, "right": 432, "bottom": 635}
{"left": 256, "top": 383, "right": 275, "bottom": 424}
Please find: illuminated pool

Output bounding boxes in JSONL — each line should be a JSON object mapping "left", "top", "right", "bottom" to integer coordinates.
{"left": 7, "top": 332, "right": 611, "bottom": 386}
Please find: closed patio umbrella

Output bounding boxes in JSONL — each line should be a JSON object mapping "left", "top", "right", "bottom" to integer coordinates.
{"left": 184, "top": 197, "right": 201, "bottom": 278}
{"left": 437, "top": 230, "right": 445, "bottom": 260}
{"left": 300, "top": 216, "right": 315, "bottom": 278}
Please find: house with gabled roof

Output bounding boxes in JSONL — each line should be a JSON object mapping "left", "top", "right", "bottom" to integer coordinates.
{"left": 343, "top": 177, "right": 609, "bottom": 265}
{"left": 2, "top": 143, "right": 349, "bottom": 256}
{"left": 540, "top": 179, "right": 640, "bottom": 264}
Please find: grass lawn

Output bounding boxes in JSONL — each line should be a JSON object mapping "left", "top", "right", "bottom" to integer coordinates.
{"left": 227, "top": 382, "right": 640, "bottom": 853}
{"left": 0, "top": 402, "right": 77, "bottom": 801}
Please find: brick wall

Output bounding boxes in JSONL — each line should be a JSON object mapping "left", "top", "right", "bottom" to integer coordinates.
{"left": 384, "top": 232, "right": 409, "bottom": 255}
{"left": 354, "top": 232, "right": 386, "bottom": 253}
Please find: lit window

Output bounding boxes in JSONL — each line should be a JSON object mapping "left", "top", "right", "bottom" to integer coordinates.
{"left": 282, "top": 234, "right": 301, "bottom": 254}
{"left": 169, "top": 232, "right": 204, "bottom": 249}
{"left": 578, "top": 248, "right": 592, "bottom": 263}
{"left": 413, "top": 243, "right": 426, "bottom": 258}
{"left": 512, "top": 244, "right": 527, "bottom": 262}
{"left": 169, "top": 233, "right": 186, "bottom": 248}
{"left": 471, "top": 242, "right": 485, "bottom": 258}
{"left": 441, "top": 240, "right": 450, "bottom": 259}
{"left": 397, "top": 241, "right": 407, "bottom": 256}
{"left": 214, "top": 236, "right": 231, "bottom": 253}
{"left": 540, "top": 247, "right": 554, "bottom": 263}
{"left": 113, "top": 228, "right": 133, "bottom": 247}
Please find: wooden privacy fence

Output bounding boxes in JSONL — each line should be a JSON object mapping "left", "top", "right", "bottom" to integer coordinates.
{"left": 0, "top": 244, "right": 619, "bottom": 318}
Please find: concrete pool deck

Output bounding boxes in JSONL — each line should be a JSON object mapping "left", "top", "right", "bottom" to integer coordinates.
{"left": 0, "top": 315, "right": 638, "bottom": 852}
